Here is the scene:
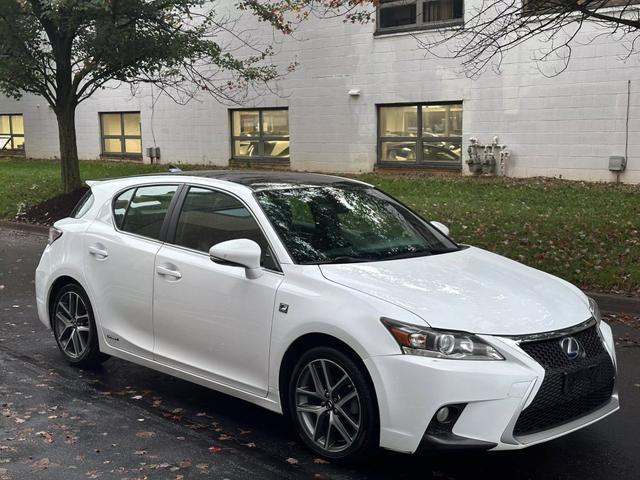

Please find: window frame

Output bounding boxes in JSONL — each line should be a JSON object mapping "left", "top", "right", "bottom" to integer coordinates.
{"left": 0, "top": 113, "right": 25, "bottom": 154}
{"left": 521, "top": 0, "right": 635, "bottom": 17}
{"left": 377, "top": 101, "right": 463, "bottom": 170}
{"left": 99, "top": 111, "right": 143, "bottom": 159}
{"left": 375, "top": 0, "right": 464, "bottom": 35}
{"left": 111, "top": 183, "right": 182, "bottom": 243}
{"left": 165, "top": 183, "right": 283, "bottom": 273}
{"left": 229, "top": 107, "right": 290, "bottom": 164}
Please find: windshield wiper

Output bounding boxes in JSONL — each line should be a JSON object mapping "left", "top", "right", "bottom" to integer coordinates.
{"left": 385, "top": 247, "right": 459, "bottom": 260}
{"left": 383, "top": 250, "right": 433, "bottom": 261}
{"left": 316, "top": 255, "right": 377, "bottom": 265}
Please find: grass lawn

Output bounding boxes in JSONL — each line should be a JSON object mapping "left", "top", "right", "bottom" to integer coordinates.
{"left": 1, "top": 158, "right": 639, "bottom": 296}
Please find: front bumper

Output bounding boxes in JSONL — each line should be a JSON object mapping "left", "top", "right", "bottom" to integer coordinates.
{"left": 35, "top": 244, "right": 52, "bottom": 330}
{"left": 364, "top": 320, "right": 618, "bottom": 454}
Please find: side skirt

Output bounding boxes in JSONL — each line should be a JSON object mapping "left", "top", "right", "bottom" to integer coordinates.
{"left": 99, "top": 342, "right": 284, "bottom": 414}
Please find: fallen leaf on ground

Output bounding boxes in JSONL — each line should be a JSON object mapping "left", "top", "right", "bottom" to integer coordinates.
{"left": 136, "top": 431, "right": 155, "bottom": 438}
{"left": 36, "top": 431, "right": 54, "bottom": 443}
{"left": 286, "top": 458, "right": 299, "bottom": 465}
{"left": 31, "top": 458, "right": 51, "bottom": 471}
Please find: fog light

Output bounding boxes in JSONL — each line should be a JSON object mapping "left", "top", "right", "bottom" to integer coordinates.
{"left": 436, "top": 406, "right": 452, "bottom": 423}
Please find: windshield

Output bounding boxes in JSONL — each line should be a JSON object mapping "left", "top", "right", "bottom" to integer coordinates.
{"left": 255, "top": 185, "right": 459, "bottom": 265}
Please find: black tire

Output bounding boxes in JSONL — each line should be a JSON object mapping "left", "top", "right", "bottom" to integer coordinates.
{"left": 51, "top": 283, "right": 109, "bottom": 368}
{"left": 287, "top": 346, "right": 379, "bottom": 462}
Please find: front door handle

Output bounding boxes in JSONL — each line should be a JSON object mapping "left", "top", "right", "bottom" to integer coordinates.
{"left": 156, "top": 265, "right": 182, "bottom": 280}
{"left": 88, "top": 245, "right": 108, "bottom": 259}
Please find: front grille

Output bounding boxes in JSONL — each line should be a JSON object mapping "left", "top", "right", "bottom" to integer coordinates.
{"left": 513, "top": 325, "right": 615, "bottom": 437}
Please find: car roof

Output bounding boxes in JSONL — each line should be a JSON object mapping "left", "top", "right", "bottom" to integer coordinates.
{"left": 87, "top": 170, "right": 371, "bottom": 192}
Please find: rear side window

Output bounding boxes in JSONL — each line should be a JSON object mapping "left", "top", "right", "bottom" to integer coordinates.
{"left": 71, "top": 190, "right": 94, "bottom": 218}
{"left": 113, "top": 188, "right": 135, "bottom": 228}
{"left": 173, "top": 187, "right": 278, "bottom": 270}
{"left": 114, "top": 185, "right": 178, "bottom": 240}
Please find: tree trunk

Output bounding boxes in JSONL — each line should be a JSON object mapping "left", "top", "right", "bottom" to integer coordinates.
{"left": 56, "top": 104, "right": 81, "bottom": 194}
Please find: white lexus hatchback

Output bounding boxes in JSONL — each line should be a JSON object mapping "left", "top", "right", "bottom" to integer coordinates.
{"left": 35, "top": 171, "right": 618, "bottom": 461}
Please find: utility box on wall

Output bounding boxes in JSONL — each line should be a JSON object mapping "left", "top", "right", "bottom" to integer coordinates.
{"left": 146, "top": 147, "right": 161, "bottom": 163}
{"left": 609, "top": 156, "right": 626, "bottom": 172}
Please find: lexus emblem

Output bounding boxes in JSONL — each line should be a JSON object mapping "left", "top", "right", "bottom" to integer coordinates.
{"left": 560, "top": 337, "right": 584, "bottom": 360}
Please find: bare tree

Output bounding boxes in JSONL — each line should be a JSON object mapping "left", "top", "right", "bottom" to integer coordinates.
{"left": 416, "top": 0, "right": 640, "bottom": 78}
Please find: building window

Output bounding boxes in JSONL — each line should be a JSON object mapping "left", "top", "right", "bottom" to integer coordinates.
{"left": 100, "top": 112, "right": 142, "bottom": 157}
{"left": 0, "top": 114, "right": 25, "bottom": 153}
{"left": 522, "top": 0, "right": 632, "bottom": 15}
{"left": 378, "top": 102, "right": 462, "bottom": 168}
{"left": 377, "top": 0, "right": 463, "bottom": 33}
{"left": 230, "top": 108, "right": 289, "bottom": 162}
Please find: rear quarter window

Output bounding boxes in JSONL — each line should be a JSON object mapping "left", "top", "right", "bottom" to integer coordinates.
{"left": 71, "top": 190, "right": 94, "bottom": 219}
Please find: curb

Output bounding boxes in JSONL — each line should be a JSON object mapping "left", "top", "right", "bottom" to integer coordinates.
{"left": 586, "top": 292, "right": 640, "bottom": 317}
{"left": 0, "top": 220, "right": 49, "bottom": 236}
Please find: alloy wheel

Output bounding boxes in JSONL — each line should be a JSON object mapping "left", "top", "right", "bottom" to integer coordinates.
{"left": 294, "top": 358, "right": 362, "bottom": 453}
{"left": 54, "top": 291, "right": 91, "bottom": 359}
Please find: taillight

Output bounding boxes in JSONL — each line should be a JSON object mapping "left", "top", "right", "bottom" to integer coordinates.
{"left": 48, "top": 227, "right": 63, "bottom": 245}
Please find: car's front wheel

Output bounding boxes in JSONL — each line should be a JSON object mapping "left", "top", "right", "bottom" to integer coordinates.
{"left": 288, "top": 346, "right": 378, "bottom": 462}
{"left": 52, "top": 284, "right": 109, "bottom": 368}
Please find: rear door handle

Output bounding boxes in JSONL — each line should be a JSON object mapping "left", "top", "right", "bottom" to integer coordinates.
{"left": 88, "top": 245, "right": 108, "bottom": 259}
{"left": 156, "top": 265, "right": 182, "bottom": 280}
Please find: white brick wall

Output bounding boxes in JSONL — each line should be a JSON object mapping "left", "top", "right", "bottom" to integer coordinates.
{"left": 1, "top": 1, "right": 639, "bottom": 183}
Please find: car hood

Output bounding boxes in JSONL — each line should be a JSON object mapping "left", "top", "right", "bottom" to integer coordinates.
{"left": 318, "top": 247, "right": 591, "bottom": 335}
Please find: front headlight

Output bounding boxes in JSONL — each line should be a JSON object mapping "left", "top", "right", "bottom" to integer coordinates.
{"left": 588, "top": 297, "right": 602, "bottom": 325}
{"left": 381, "top": 318, "right": 504, "bottom": 360}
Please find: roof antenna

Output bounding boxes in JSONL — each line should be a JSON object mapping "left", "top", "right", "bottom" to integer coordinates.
{"left": 168, "top": 164, "right": 182, "bottom": 173}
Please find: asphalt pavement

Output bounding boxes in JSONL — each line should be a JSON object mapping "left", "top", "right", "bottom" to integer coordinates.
{"left": 1, "top": 226, "right": 639, "bottom": 480}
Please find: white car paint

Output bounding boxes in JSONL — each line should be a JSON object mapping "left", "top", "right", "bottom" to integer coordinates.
{"left": 35, "top": 173, "right": 619, "bottom": 455}
{"left": 318, "top": 247, "right": 591, "bottom": 335}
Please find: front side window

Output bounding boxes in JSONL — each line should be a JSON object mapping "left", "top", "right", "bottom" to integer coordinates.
{"left": 377, "top": 0, "right": 463, "bottom": 33}
{"left": 256, "top": 185, "right": 458, "bottom": 265}
{"left": 0, "top": 114, "right": 25, "bottom": 152}
{"left": 100, "top": 112, "right": 142, "bottom": 156}
{"left": 173, "top": 187, "right": 278, "bottom": 270}
{"left": 231, "top": 108, "right": 289, "bottom": 161}
{"left": 114, "top": 185, "right": 178, "bottom": 240}
{"left": 378, "top": 103, "right": 462, "bottom": 168}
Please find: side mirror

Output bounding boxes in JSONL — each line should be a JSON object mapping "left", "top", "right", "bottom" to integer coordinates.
{"left": 430, "top": 221, "right": 450, "bottom": 237}
{"left": 209, "top": 239, "right": 263, "bottom": 279}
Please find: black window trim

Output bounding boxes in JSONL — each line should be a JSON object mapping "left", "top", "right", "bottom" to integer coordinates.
{"left": 0, "top": 113, "right": 25, "bottom": 154}
{"left": 164, "top": 183, "right": 284, "bottom": 274}
{"left": 110, "top": 183, "right": 183, "bottom": 244}
{"left": 376, "top": 100, "right": 463, "bottom": 170}
{"left": 375, "top": 0, "right": 465, "bottom": 36}
{"left": 99, "top": 111, "right": 143, "bottom": 159}
{"left": 229, "top": 107, "right": 290, "bottom": 163}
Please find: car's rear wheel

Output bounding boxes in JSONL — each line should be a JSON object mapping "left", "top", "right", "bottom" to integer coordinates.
{"left": 288, "top": 346, "right": 378, "bottom": 462}
{"left": 52, "top": 284, "right": 109, "bottom": 368}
